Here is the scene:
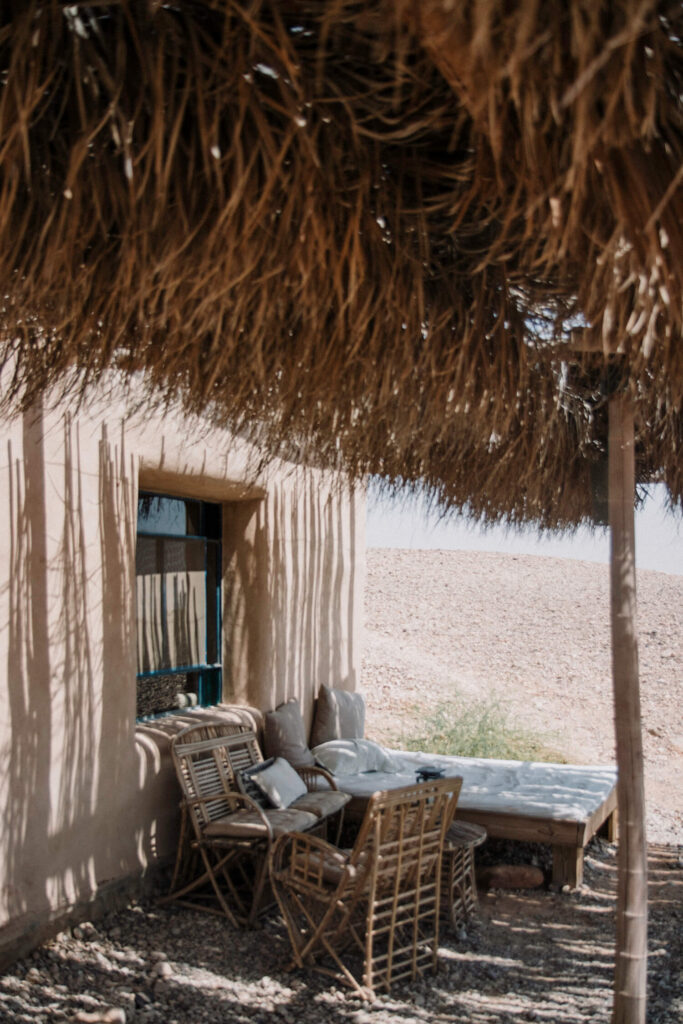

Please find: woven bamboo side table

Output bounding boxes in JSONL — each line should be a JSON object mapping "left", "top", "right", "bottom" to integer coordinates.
{"left": 441, "top": 820, "right": 487, "bottom": 929}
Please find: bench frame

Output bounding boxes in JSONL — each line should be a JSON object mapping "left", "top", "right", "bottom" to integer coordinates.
{"left": 344, "top": 778, "right": 618, "bottom": 888}
{"left": 457, "top": 789, "right": 618, "bottom": 887}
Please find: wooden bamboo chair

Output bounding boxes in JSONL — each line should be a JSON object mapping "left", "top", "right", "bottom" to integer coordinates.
{"left": 270, "top": 776, "right": 463, "bottom": 999}
{"left": 164, "top": 721, "right": 348, "bottom": 928}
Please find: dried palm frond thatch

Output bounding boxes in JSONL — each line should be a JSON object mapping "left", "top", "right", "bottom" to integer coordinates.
{"left": 0, "top": 1, "right": 681, "bottom": 523}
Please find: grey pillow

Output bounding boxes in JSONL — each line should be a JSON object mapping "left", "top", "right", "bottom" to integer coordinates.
{"left": 237, "top": 758, "right": 276, "bottom": 808}
{"left": 250, "top": 757, "right": 308, "bottom": 809}
{"left": 263, "top": 698, "right": 315, "bottom": 768}
{"left": 310, "top": 685, "right": 366, "bottom": 748}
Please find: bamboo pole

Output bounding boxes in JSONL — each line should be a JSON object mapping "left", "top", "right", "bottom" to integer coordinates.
{"left": 608, "top": 393, "right": 648, "bottom": 1024}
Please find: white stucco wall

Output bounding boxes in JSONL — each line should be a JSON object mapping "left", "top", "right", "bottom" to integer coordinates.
{"left": 0, "top": 389, "right": 365, "bottom": 954}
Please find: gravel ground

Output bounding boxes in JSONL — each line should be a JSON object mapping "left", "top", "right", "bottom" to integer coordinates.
{"left": 1, "top": 549, "right": 681, "bottom": 1023}
{"left": 1, "top": 841, "right": 681, "bottom": 1024}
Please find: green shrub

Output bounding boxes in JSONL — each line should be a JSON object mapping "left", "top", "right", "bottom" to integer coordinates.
{"left": 393, "top": 699, "right": 565, "bottom": 763}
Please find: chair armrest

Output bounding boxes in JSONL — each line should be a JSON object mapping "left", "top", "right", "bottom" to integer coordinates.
{"left": 296, "top": 765, "right": 339, "bottom": 791}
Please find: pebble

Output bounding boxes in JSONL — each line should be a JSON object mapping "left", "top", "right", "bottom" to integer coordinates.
{"left": 72, "top": 1009, "right": 126, "bottom": 1024}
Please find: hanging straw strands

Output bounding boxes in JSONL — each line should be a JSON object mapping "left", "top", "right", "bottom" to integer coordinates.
{"left": 410, "top": 0, "right": 683, "bottom": 356}
{"left": 0, "top": 1, "right": 681, "bottom": 525}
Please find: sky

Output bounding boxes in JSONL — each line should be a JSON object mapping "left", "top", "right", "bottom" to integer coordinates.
{"left": 366, "top": 482, "right": 683, "bottom": 575}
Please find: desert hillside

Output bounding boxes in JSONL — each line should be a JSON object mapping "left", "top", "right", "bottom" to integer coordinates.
{"left": 362, "top": 548, "right": 683, "bottom": 845}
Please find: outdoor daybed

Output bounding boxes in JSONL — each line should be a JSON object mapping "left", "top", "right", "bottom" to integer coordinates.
{"left": 263, "top": 688, "right": 619, "bottom": 889}
{"left": 328, "top": 749, "right": 618, "bottom": 888}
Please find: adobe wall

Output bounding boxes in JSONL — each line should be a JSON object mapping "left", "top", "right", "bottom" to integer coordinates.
{"left": 0, "top": 390, "right": 365, "bottom": 959}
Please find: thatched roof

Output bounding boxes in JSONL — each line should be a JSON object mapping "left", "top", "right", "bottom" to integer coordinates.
{"left": 1, "top": 1, "right": 681, "bottom": 525}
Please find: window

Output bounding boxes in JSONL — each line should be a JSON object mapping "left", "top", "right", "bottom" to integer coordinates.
{"left": 135, "top": 492, "right": 222, "bottom": 719}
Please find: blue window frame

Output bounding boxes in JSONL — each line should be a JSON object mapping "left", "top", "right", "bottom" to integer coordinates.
{"left": 135, "top": 492, "right": 222, "bottom": 719}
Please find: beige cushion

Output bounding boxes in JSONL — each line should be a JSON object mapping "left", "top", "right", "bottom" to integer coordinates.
{"left": 310, "top": 685, "right": 365, "bottom": 747}
{"left": 264, "top": 698, "right": 315, "bottom": 767}
{"left": 305, "top": 848, "right": 354, "bottom": 886}
{"left": 302, "top": 848, "right": 368, "bottom": 886}
{"left": 204, "top": 807, "right": 318, "bottom": 839}
{"left": 292, "top": 790, "right": 351, "bottom": 818}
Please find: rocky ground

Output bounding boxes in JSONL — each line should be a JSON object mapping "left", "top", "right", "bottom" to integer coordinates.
{"left": 1, "top": 549, "right": 681, "bottom": 1022}
{"left": 0, "top": 841, "right": 681, "bottom": 1024}
{"left": 363, "top": 549, "right": 683, "bottom": 846}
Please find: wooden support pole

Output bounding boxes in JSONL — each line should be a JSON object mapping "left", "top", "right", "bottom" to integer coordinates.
{"left": 608, "top": 393, "right": 648, "bottom": 1024}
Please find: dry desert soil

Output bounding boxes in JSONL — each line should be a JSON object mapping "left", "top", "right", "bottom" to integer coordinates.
{"left": 363, "top": 548, "right": 682, "bottom": 847}
{"left": 0, "top": 549, "right": 681, "bottom": 1023}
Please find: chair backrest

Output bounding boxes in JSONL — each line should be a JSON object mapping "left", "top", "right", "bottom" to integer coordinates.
{"left": 170, "top": 722, "right": 264, "bottom": 832}
{"left": 345, "top": 777, "right": 463, "bottom": 902}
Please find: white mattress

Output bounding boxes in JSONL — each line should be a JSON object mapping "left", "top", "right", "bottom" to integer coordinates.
{"left": 334, "top": 750, "right": 618, "bottom": 824}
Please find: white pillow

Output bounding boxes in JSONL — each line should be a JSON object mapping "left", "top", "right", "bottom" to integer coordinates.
{"left": 312, "top": 739, "right": 403, "bottom": 776}
{"left": 250, "top": 757, "right": 308, "bottom": 809}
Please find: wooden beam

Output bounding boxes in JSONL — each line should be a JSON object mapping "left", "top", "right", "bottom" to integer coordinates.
{"left": 552, "top": 845, "right": 584, "bottom": 888}
{"left": 568, "top": 329, "right": 624, "bottom": 355}
{"left": 609, "top": 393, "right": 648, "bottom": 1024}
